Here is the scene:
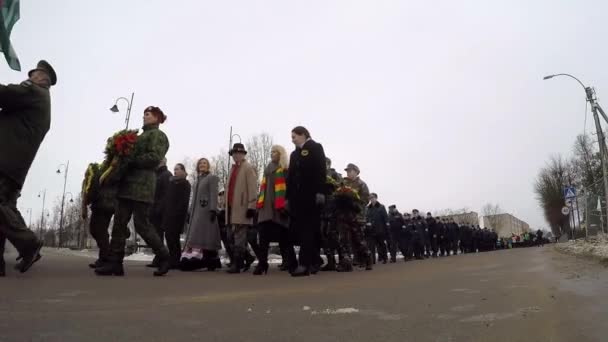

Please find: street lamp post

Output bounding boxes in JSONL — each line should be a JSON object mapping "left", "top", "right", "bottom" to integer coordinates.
{"left": 110, "top": 93, "right": 135, "bottom": 129}
{"left": 57, "top": 161, "right": 70, "bottom": 248}
{"left": 544, "top": 73, "right": 608, "bottom": 232}
{"left": 37, "top": 189, "right": 46, "bottom": 239}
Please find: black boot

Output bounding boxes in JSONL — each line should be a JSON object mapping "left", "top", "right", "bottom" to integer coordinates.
{"left": 365, "top": 255, "right": 373, "bottom": 271}
{"left": 154, "top": 257, "right": 170, "bottom": 277}
{"left": 17, "top": 241, "right": 43, "bottom": 273}
{"left": 253, "top": 261, "right": 269, "bottom": 275}
{"left": 207, "top": 258, "right": 222, "bottom": 271}
{"left": 89, "top": 259, "right": 104, "bottom": 269}
{"left": 95, "top": 262, "right": 124, "bottom": 276}
{"left": 146, "top": 256, "right": 159, "bottom": 268}
{"left": 227, "top": 256, "right": 241, "bottom": 274}
{"left": 321, "top": 256, "right": 337, "bottom": 271}
{"left": 242, "top": 253, "right": 255, "bottom": 272}
{"left": 390, "top": 257, "right": 397, "bottom": 263}
{"left": 290, "top": 265, "right": 311, "bottom": 277}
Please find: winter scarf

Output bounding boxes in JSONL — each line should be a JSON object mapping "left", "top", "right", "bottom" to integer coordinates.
{"left": 256, "top": 167, "right": 286, "bottom": 210}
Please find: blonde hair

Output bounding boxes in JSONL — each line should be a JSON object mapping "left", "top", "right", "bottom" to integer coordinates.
{"left": 271, "top": 145, "right": 289, "bottom": 170}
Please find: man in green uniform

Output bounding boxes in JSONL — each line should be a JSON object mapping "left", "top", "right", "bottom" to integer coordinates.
{"left": 0, "top": 60, "right": 56, "bottom": 277}
{"left": 95, "top": 106, "right": 171, "bottom": 277}
{"left": 336, "top": 163, "right": 372, "bottom": 272}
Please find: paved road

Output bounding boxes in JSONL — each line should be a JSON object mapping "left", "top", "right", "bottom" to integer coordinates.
{"left": 1, "top": 246, "right": 607, "bottom": 342}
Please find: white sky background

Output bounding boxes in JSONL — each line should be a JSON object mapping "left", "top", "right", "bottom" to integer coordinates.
{"left": 1, "top": 0, "right": 607, "bottom": 229}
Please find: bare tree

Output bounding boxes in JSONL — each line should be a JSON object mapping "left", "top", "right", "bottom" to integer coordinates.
{"left": 482, "top": 203, "right": 504, "bottom": 229}
{"left": 245, "top": 132, "right": 274, "bottom": 181}
{"left": 534, "top": 155, "right": 570, "bottom": 238}
{"left": 210, "top": 149, "right": 230, "bottom": 191}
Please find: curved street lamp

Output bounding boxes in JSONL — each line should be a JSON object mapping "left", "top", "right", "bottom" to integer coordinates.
{"left": 110, "top": 93, "right": 135, "bottom": 129}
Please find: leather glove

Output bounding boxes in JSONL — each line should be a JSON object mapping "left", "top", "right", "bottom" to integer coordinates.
{"left": 210, "top": 210, "right": 216, "bottom": 223}
{"left": 316, "top": 193, "right": 326, "bottom": 206}
{"left": 246, "top": 209, "right": 256, "bottom": 219}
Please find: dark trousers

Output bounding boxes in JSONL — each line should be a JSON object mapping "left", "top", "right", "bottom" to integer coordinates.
{"left": 89, "top": 209, "right": 113, "bottom": 262}
{"left": 165, "top": 224, "right": 182, "bottom": 267}
{"left": 0, "top": 175, "right": 38, "bottom": 259}
{"left": 219, "top": 225, "right": 234, "bottom": 263}
{"left": 412, "top": 238, "right": 424, "bottom": 259}
{"left": 109, "top": 198, "right": 168, "bottom": 263}
{"left": 257, "top": 221, "right": 296, "bottom": 267}
{"left": 389, "top": 228, "right": 407, "bottom": 260}
{"left": 439, "top": 238, "right": 449, "bottom": 256}
{"left": 430, "top": 237, "right": 439, "bottom": 256}
{"left": 291, "top": 214, "right": 321, "bottom": 269}
{"left": 366, "top": 231, "right": 388, "bottom": 263}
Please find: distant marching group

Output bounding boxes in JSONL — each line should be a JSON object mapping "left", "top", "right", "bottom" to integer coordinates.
{"left": 0, "top": 61, "right": 537, "bottom": 278}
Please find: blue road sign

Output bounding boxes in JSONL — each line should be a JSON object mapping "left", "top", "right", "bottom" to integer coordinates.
{"left": 564, "top": 186, "right": 576, "bottom": 200}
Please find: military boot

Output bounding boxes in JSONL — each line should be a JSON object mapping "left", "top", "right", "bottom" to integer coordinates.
{"left": 321, "top": 255, "right": 337, "bottom": 271}
{"left": 94, "top": 262, "right": 124, "bottom": 276}
{"left": 227, "top": 256, "right": 242, "bottom": 274}
{"left": 336, "top": 258, "right": 353, "bottom": 272}
{"left": 365, "top": 254, "right": 373, "bottom": 271}
{"left": 154, "top": 258, "right": 170, "bottom": 277}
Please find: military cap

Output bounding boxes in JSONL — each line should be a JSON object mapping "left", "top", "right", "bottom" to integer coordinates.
{"left": 344, "top": 163, "right": 360, "bottom": 174}
{"left": 28, "top": 60, "right": 57, "bottom": 86}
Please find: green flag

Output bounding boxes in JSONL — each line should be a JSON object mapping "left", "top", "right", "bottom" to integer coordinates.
{"left": 0, "top": 0, "right": 20, "bottom": 71}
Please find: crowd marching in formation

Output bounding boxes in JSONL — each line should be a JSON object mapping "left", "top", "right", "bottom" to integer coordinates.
{"left": 0, "top": 61, "right": 541, "bottom": 278}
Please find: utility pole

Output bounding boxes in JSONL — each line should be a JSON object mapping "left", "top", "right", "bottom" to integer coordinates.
{"left": 586, "top": 87, "right": 608, "bottom": 234}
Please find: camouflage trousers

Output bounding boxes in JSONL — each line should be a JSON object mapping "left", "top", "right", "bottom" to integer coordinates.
{"left": 0, "top": 174, "right": 38, "bottom": 256}
{"left": 321, "top": 216, "right": 341, "bottom": 258}
{"left": 336, "top": 211, "right": 370, "bottom": 263}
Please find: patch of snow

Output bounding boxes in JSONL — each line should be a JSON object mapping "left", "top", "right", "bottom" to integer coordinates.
{"left": 555, "top": 234, "right": 608, "bottom": 262}
{"left": 302, "top": 306, "right": 311, "bottom": 311}
{"left": 123, "top": 252, "right": 154, "bottom": 262}
{"left": 311, "top": 308, "right": 359, "bottom": 315}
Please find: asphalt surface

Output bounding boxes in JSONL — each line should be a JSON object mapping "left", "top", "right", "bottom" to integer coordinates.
{"left": 1, "top": 245, "right": 608, "bottom": 342}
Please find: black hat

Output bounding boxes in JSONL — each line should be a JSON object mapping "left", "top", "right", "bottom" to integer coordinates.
{"left": 229, "top": 143, "right": 247, "bottom": 156}
{"left": 388, "top": 205, "right": 396, "bottom": 209}
{"left": 28, "top": 60, "right": 57, "bottom": 86}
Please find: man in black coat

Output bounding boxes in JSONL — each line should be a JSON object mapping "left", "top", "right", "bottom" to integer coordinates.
{"left": 286, "top": 126, "right": 326, "bottom": 277}
{"left": 148, "top": 158, "right": 172, "bottom": 267}
{"left": 366, "top": 193, "right": 389, "bottom": 264}
{"left": 425, "top": 213, "right": 439, "bottom": 258}
{"left": 0, "top": 61, "right": 56, "bottom": 276}
{"left": 388, "top": 205, "right": 406, "bottom": 263}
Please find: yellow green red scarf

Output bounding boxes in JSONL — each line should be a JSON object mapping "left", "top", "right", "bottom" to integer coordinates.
{"left": 257, "top": 167, "right": 286, "bottom": 210}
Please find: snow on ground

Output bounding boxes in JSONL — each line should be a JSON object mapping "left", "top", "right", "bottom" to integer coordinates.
{"left": 555, "top": 234, "right": 608, "bottom": 263}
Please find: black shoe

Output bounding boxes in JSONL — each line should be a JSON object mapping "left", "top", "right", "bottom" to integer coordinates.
{"left": 17, "top": 241, "right": 43, "bottom": 273}
{"left": 154, "top": 259, "right": 170, "bottom": 277}
{"left": 390, "top": 258, "right": 396, "bottom": 263}
{"left": 382, "top": 259, "right": 388, "bottom": 264}
{"left": 310, "top": 264, "right": 320, "bottom": 275}
{"left": 336, "top": 261, "right": 353, "bottom": 272}
{"left": 95, "top": 263, "right": 124, "bottom": 276}
{"left": 253, "top": 262, "right": 269, "bottom": 275}
{"left": 279, "top": 263, "right": 290, "bottom": 271}
{"left": 89, "top": 259, "right": 104, "bottom": 269}
{"left": 290, "top": 266, "right": 311, "bottom": 277}
{"left": 207, "top": 258, "right": 222, "bottom": 271}
{"left": 242, "top": 254, "right": 255, "bottom": 272}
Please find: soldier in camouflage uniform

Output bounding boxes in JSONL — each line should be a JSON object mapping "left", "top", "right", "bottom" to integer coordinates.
{"left": 81, "top": 162, "right": 118, "bottom": 269}
{"left": 96, "top": 106, "right": 171, "bottom": 277}
{"left": 321, "top": 158, "right": 341, "bottom": 271}
{"left": 335, "top": 163, "right": 372, "bottom": 272}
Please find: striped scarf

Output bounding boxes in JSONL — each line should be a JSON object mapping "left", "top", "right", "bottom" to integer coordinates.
{"left": 257, "top": 167, "right": 286, "bottom": 210}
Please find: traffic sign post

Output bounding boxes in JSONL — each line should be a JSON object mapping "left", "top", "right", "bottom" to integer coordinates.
{"left": 564, "top": 187, "right": 576, "bottom": 200}
{"left": 564, "top": 186, "right": 577, "bottom": 240}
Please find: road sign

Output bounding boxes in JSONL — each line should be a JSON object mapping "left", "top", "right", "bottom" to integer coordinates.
{"left": 561, "top": 207, "right": 570, "bottom": 216}
{"left": 564, "top": 187, "right": 576, "bottom": 200}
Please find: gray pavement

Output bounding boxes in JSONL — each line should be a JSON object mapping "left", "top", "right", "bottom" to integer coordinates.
{"left": 1, "top": 246, "right": 607, "bottom": 342}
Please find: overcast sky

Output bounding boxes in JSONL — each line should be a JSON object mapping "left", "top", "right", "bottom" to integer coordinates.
{"left": 2, "top": 0, "right": 607, "bottom": 229}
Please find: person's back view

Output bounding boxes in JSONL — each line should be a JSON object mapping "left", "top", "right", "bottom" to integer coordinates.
{"left": 0, "top": 60, "right": 57, "bottom": 276}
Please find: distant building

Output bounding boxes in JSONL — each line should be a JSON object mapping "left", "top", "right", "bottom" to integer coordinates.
{"left": 482, "top": 213, "right": 530, "bottom": 238}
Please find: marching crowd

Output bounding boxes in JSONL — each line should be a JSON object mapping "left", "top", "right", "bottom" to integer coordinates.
{"left": 0, "top": 61, "right": 526, "bottom": 278}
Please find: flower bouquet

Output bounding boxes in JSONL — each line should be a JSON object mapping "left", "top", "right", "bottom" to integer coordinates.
{"left": 333, "top": 185, "right": 361, "bottom": 213}
{"left": 99, "top": 129, "right": 139, "bottom": 185}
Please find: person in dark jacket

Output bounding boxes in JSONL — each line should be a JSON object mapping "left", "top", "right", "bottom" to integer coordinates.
{"left": 425, "top": 213, "right": 439, "bottom": 258}
{"left": 366, "top": 193, "right": 389, "bottom": 264}
{"left": 286, "top": 126, "right": 326, "bottom": 277}
{"left": 0, "top": 60, "right": 56, "bottom": 277}
{"left": 437, "top": 217, "right": 448, "bottom": 257}
{"left": 410, "top": 213, "right": 425, "bottom": 260}
{"left": 148, "top": 158, "right": 172, "bottom": 268}
{"left": 81, "top": 162, "right": 118, "bottom": 269}
{"left": 96, "top": 106, "right": 171, "bottom": 277}
{"left": 162, "top": 163, "right": 191, "bottom": 268}
{"left": 387, "top": 205, "right": 405, "bottom": 263}
{"left": 402, "top": 213, "right": 414, "bottom": 260}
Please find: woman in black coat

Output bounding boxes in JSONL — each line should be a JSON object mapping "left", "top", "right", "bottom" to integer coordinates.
{"left": 162, "top": 163, "right": 191, "bottom": 268}
{"left": 286, "top": 126, "right": 326, "bottom": 277}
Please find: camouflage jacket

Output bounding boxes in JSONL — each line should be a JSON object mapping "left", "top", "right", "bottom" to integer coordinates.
{"left": 342, "top": 176, "right": 370, "bottom": 220}
{"left": 117, "top": 124, "right": 169, "bottom": 204}
{"left": 83, "top": 162, "right": 118, "bottom": 213}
